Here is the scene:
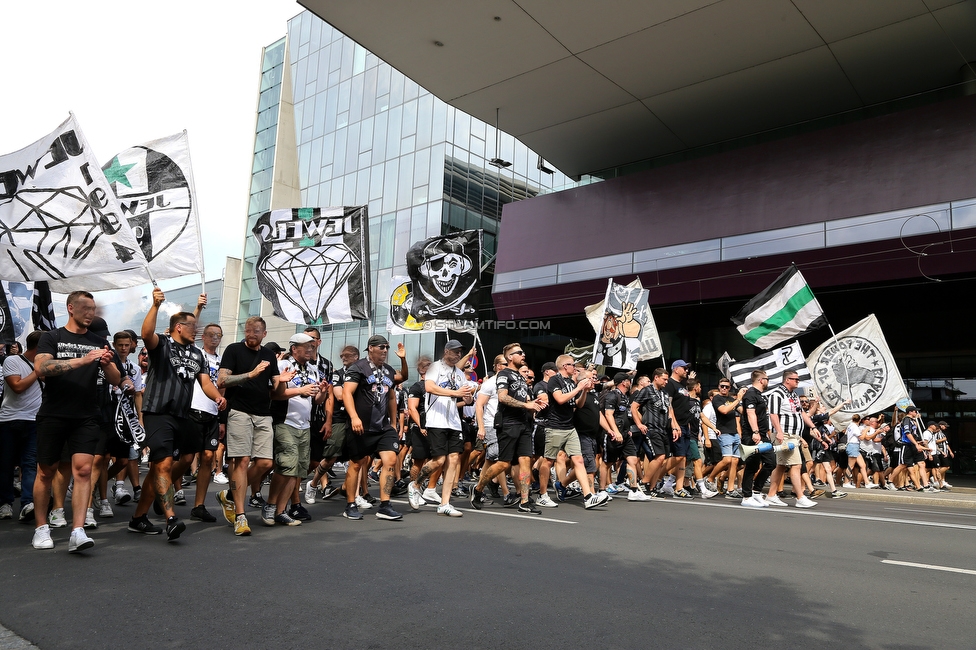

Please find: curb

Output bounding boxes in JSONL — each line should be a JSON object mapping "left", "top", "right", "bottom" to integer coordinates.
{"left": 838, "top": 489, "right": 976, "bottom": 510}
{"left": 0, "top": 624, "right": 39, "bottom": 650}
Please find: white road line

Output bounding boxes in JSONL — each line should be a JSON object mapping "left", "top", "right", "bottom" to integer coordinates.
{"left": 665, "top": 498, "right": 976, "bottom": 530}
{"left": 389, "top": 500, "right": 577, "bottom": 524}
{"left": 883, "top": 507, "right": 976, "bottom": 518}
{"left": 881, "top": 560, "right": 976, "bottom": 576}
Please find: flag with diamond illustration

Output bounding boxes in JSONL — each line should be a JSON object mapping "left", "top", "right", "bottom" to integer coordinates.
{"left": 252, "top": 207, "right": 370, "bottom": 325}
{"left": 49, "top": 131, "right": 205, "bottom": 292}
{"left": 406, "top": 229, "right": 482, "bottom": 320}
{"left": 0, "top": 115, "right": 148, "bottom": 283}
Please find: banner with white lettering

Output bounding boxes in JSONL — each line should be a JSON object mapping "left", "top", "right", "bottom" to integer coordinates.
{"left": 253, "top": 207, "right": 370, "bottom": 325}
{"left": 0, "top": 115, "right": 147, "bottom": 282}
{"left": 49, "top": 131, "right": 204, "bottom": 292}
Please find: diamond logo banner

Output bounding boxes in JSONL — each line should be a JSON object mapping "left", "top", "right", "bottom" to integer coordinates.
{"left": 253, "top": 207, "right": 370, "bottom": 325}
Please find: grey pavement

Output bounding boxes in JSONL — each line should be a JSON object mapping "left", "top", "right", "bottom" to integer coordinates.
{"left": 2, "top": 474, "right": 975, "bottom": 649}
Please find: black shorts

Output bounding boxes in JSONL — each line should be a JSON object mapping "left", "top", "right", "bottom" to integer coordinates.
{"left": 409, "top": 426, "right": 432, "bottom": 461}
{"left": 188, "top": 409, "right": 220, "bottom": 453}
{"left": 706, "top": 439, "right": 723, "bottom": 465}
{"left": 143, "top": 413, "right": 194, "bottom": 463}
{"left": 498, "top": 421, "right": 533, "bottom": 464}
{"left": 344, "top": 426, "right": 399, "bottom": 462}
{"left": 670, "top": 424, "right": 692, "bottom": 457}
{"left": 36, "top": 414, "right": 102, "bottom": 465}
{"left": 632, "top": 431, "right": 650, "bottom": 460}
{"left": 644, "top": 428, "right": 670, "bottom": 459}
{"left": 605, "top": 434, "right": 638, "bottom": 464}
{"left": 461, "top": 421, "right": 477, "bottom": 445}
{"left": 578, "top": 434, "right": 598, "bottom": 474}
{"left": 309, "top": 417, "right": 326, "bottom": 462}
{"left": 896, "top": 445, "right": 916, "bottom": 467}
{"left": 427, "top": 427, "right": 464, "bottom": 457}
{"left": 532, "top": 424, "right": 547, "bottom": 458}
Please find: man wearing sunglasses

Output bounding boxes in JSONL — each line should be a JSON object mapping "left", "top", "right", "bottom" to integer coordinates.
{"left": 707, "top": 378, "right": 746, "bottom": 498}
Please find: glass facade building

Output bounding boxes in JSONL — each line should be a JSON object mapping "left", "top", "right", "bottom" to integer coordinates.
{"left": 230, "top": 12, "right": 578, "bottom": 362}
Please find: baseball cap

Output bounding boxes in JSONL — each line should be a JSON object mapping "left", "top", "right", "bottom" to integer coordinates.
{"left": 671, "top": 359, "right": 690, "bottom": 370}
{"left": 541, "top": 362, "right": 557, "bottom": 374}
{"left": 367, "top": 334, "right": 389, "bottom": 347}
{"left": 89, "top": 317, "right": 110, "bottom": 338}
{"left": 938, "top": 420, "right": 949, "bottom": 428}
{"left": 444, "top": 339, "right": 464, "bottom": 351}
{"left": 289, "top": 333, "right": 314, "bottom": 345}
{"left": 613, "top": 372, "right": 631, "bottom": 385}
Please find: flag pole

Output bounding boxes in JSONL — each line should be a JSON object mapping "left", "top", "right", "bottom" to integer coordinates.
{"left": 805, "top": 266, "right": 853, "bottom": 410}
{"left": 181, "top": 129, "right": 208, "bottom": 296}
{"left": 591, "top": 279, "right": 613, "bottom": 367}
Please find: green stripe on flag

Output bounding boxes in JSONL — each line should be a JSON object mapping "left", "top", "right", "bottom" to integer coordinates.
{"left": 744, "top": 284, "right": 816, "bottom": 345}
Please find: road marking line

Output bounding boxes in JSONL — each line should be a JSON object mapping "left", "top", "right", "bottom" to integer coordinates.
{"left": 666, "top": 498, "right": 976, "bottom": 530}
{"left": 883, "top": 507, "right": 976, "bottom": 518}
{"left": 881, "top": 560, "right": 976, "bottom": 576}
{"left": 389, "top": 500, "right": 577, "bottom": 524}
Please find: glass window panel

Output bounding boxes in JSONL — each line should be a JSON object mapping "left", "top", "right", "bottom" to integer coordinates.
{"left": 454, "top": 112, "right": 470, "bottom": 150}
{"left": 369, "top": 163, "right": 385, "bottom": 201}
{"left": 342, "top": 172, "right": 356, "bottom": 205}
{"left": 469, "top": 117, "right": 485, "bottom": 143}
{"left": 309, "top": 14, "right": 322, "bottom": 48}
{"left": 403, "top": 77, "right": 419, "bottom": 103}
{"left": 397, "top": 152, "right": 414, "bottom": 210}
{"left": 306, "top": 43, "right": 319, "bottom": 81}
{"left": 301, "top": 125, "right": 313, "bottom": 146}
{"left": 259, "top": 65, "right": 282, "bottom": 92}
{"left": 324, "top": 87, "right": 338, "bottom": 133}
{"left": 298, "top": 42, "right": 309, "bottom": 64}
{"left": 295, "top": 58, "right": 308, "bottom": 97}
{"left": 383, "top": 158, "right": 399, "bottom": 214}
{"left": 299, "top": 143, "right": 311, "bottom": 188}
{"left": 254, "top": 126, "right": 277, "bottom": 154}
{"left": 252, "top": 146, "right": 274, "bottom": 173}
{"left": 413, "top": 148, "right": 430, "bottom": 188}
{"left": 318, "top": 181, "right": 331, "bottom": 205}
{"left": 386, "top": 105, "right": 402, "bottom": 158}
{"left": 337, "top": 79, "right": 351, "bottom": 114}
{"left": 356, "top": 167, "right": 370, "bottom": 206}
{"left": 256, "top": 107, "right": 277, "bottom": 132}
{"left": 469, "top": 135, "right": 485, "bottom": 159}
{"left": 484, "top": 232, "right": 496, "bottom": 255}
{"left": 416, "top": 94, "right": 433, "bottom": 149}
{"left": 332, "top": 128, "right": 347, "bottom": 176}
{"left": 369, "top": 216, "right": 381, "bottom": 262}
{"left": 353, "top": 44, "right": 366, "bottom": 75}
{"left": 400, "top": 135, "right": 415, "bottom": 157}
{"left": 362, "top": 67, "right": 377, "bottom": 117}
{"left": 368, "top": 198, "right": 382, "bottom": 219}
{"left": 308, "top": 138, "right": 322, "bottom": 186}
{"left": 379, "top": 215, "right": 395, "bottom": 268}
{"left": 349, "top": 73, "right": 364, "bottom": 124}
{"left": 328, "top": 69, "right": 340, "bottom": 88}
{"left": 377, "top": 269, "right": 392, "bottom": 306}
{"left": 340, "top": 38, "right": 354, "bottom": 81}
{"left": 321, "top": 132, "right": 335, "bottom": 169}
{"left": 401, "top": 99, "right": 418, "bottom": 137}
{"left": 330, "top": 176, "right": 344, "bottom": 206}
{"left": 372, "top": 111, "right": 388, "bottom": 160}
{"left": 329, "top": 40, "right": 342, "bottom": 72}
{"left": 299, "top": 12, "right": 311, "bottom": 45}
{"left": 376, "top": 64, "right": 391, "bottom": 96}
{"left": 317, "top": 46, "right": 329, "bottom": 83}
{"left": 262, "top": 41, "right": 284, "bottom": 72}
{"left": 358, "top": 151, "right": 371, "bottom": 169}
{"left": 390, "top": 70, "right": 404, "bottom": 107}
{"left": 301, "top": 88, "right": 316, "bottom": 130}
{"left": 449, "top": 203, "right": 465, "bottom": 231}
{"left": 431, "top": 100, "right": 447, "bottom": 145}
{"left": 376, "top": 93, "right": 389, "bottom": 113}
{"left": 345, "top": 122, "right": 360, "bottom": 173}
{"left": 258, "top": 88, "right": 279, "bottom": 112}
{"left": 312, "top": 90, "right": 328, "bottom": 140}
{"left": 412, "top": 186, "right": 428, "bottom": 206}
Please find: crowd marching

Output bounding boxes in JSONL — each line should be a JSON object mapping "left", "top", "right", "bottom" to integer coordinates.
{"left": 0, "top": 290, "right": 956, "bottom": 552}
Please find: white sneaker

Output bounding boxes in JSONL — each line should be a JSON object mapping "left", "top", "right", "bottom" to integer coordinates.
{"left": 943, "top": 481, "right": 953, "bottom": 489}
{"left": 795, "top": 496, "right": 817, "bottom": 508}
{"left": 84, "top": 508, "right": 98, "bottom": 528}
{"left": 436, "top": 503, "right": 463, "bottom": 517}
{"left": 114, "top": 484, "right": 132, "bottom": 505}
{"left": 422, "top": 487, "right": 441, "bottom": 503}
{"left": 32, "top": 524, "right": 54, "bottom": 550}
{"left": 865, "top": 482, "right": 880, "bottom": 489}
{"left": 842, "top": 482, "right": 856, "bottom": 489}
{"left": 98, "top": 499, "right": 114, "bottom": 518}
{"left": 627, "top": 489, "right": 651, "bottom": 502}
{"left": 68, "top": 528, "right": 94, "bottom": 553}
{"left": 407, "top": 482, "right": 425, "bottom": 511}
{"left": 697, "top": 482, "right": 719, "bottom": 499}
{"left": 0, "top": 503, "right": 12, "bottom": 519}
{"left": 536, "top": 493, "right": 559, "bottom": 508}
{"left": 354, "top": 495, "right": 373, "bottom": 510}
{"left": 49, "top": 507, "right": 68, "bottom": 528}
{"left": 584, "top": 493, "right": 607, "bottom": 509}
{"left": 740, "top": 496, "right": 764, "bottom": 508}
{"left": 304, "top": 480, "right": 317, "bottom": 504}
{"left": 213, "top": 472, "right": 229, "bottom": 485}
{"left": 765, "top": 494, "right": 788, "bottom": 507}
{"left": 753, "top": 494, "right": 770, "bottom": 507}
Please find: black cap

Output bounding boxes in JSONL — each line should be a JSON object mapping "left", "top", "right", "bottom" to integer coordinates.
{"left": 541, "top": 362, "right": 557, "bottom": 374}
{"left": 264, "top": 341, "right": 282, "bottom": 354}
{"left": 89, "top": 317, "right": 110, "bottom": 339}
{"left": 367, "top": 334, "right": 389, "bottom": 347}
{"left": 444, "top": 339, "right": 464, "bottom": 351}
{"left": 938, "top": 420, "right": 949, "bottom": 428}
{"left": 613, "top": 372, "right": 631, "bottom": 385}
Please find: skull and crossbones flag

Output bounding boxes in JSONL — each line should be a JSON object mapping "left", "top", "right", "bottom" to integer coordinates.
{"left": 252, "top": 207, "right": 370, "bottom": 326}
{"left": 406, "top": 229, "right": 481, "bottom": 321}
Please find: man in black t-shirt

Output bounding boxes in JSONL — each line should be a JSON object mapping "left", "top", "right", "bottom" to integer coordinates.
{"left": 663, "top": 360, "right": 695, "bottom": 497}
{"left": 739, "top": 370, "right": 775, "bottom": 507}
{"left": 406, "top": 356, "right": 432, "bottom": 511}
{"left": 631, "top": 368, "right": 672, "bottom": 499}
{"left": 32, "top": 291, "right": 123, "bottom": 553}
{"left": 341, "top": 334, "right": 403, "bottom": 521}
{"left": 306, "top": 345, "right": 359, "bottom": 503}
{"left": 706, "top": 379, "right": 746, "bottom": 498}
{"left": 602, "top": 373, "right": 649, "bottom": 500}
{"left": 129, "top": 289, "right": 226, "bottom": 541}
{"left": 215, "top": 316, "right": 280, "bottom": 536}
{"left": 470, "top": 343, "right": 544, "bottom": 514}
{"left": 542, "top": 356, "right": 607, "bottom": 509}
{"left": 532, "top": 362, "right": 557, "bottom": 497}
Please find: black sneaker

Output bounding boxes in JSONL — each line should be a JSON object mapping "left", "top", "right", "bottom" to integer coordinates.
{"left": 470, "top": 488, "right": 486, "bottom": 510}
{"left": 190, "top": 505, "right": 217, "bottom": 522}
{"left": 132, "top": 487, "right": 142, "bottom": 502}
{"left": 321, "top": 485, "right": 339, "bottom": 499}
{"left": 488, "top": 483, "right": 502, "bottom": 499}
{"left": 166, "top": 517, "right": 186, "bottom": 542}
{"left": 274, "top": 512, "right": 301, "bottom": 526}
{"left": 342, "top": 504, "right": 363, "bottom": 520}
{"left": 289, "top": 503, "right": 312, "bottom": 521}
{"left": 248, "top": 493, "right": 267, "bottom": 508}
{"left": 375, "top": 504, "right": 403, "bottom": 520}
{"left": 518, "top": 499, "right": 542, "bottom": 515}
{"left": 128, "top": 515, "right": 162, "bottom": 535}
{"left": 392, "top": 479, "right": 409, "bottom": 496}
{"left": 362, "top": 493, "right": 377, "bottom": 505}
{"left": 502, "top": 494, "right": 520, "bottom": 508}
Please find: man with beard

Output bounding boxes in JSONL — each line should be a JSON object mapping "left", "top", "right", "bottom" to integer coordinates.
{"left": 470, "top": 344, "right": 544, "bottom": 514}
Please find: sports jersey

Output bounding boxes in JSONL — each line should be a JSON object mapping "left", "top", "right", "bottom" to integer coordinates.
{"left": 632, "top": 385, "right": 669, "bottom": 433}
{"left": 190, "top": 350, "right": 220, "bottom": 415}
{"left": 407, "top": 378, "right": 427, "bottom": 428}
{"left": 332, "top": 365, "right": 349, "bottom": 423}
{"left": 425, "top": 360, "right": 466, "bottom": 430}
{"left": 344, "top": 359, "right": 396, "bottom": 432}
{"left": 601, "top": 388, "right": 632, "bottom": 433}
{"left": 311, "top": 354, "right": 334, "bottom": 422}
{"left": 766, "top": 384, "right": 805, "bottom": 436}
{"left": 142, "top": 336, "right": 206, "bottom": 419}
{"left": 546, "top": 374, "right": 578, "bottom": 429}
{"left": 272, "top": 357, "right": 319, "bottom": 428}
{"left": 495, "top": 368, "right": 532, "bottom": 425}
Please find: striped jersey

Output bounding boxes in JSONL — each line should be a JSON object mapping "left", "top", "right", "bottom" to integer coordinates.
{"left": 765, "top": 384, "right": 805, "bottom": 436}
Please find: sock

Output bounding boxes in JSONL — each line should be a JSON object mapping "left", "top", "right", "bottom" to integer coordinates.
{"left": 380, "top": 500, "right": 390, "bottom": 507}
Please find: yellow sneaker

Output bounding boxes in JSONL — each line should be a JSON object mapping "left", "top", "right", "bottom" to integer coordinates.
{"left": 216, "top": 490, "right": 235, "bottom": 525}
{"left": 234, "top": 514, "right": 251, "bottom": 536}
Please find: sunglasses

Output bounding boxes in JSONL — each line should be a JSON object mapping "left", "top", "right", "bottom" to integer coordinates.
{"left": 510, "top": 350, "right": 525, "bottom": 356}
{"left": 719, "top": 385, "right": 730, "bottom": 389}
{"left": 375, "top": 344, "right": 390, "bottom": 350}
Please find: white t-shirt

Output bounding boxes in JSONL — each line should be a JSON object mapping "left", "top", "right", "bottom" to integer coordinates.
{"left": 859, "top": 425, "right": 876, "bottom": 453}
{"left": 277, "top": 358, "right": 319, "bottom": 429}
{"left": 702, "top": 401, "right": 717, "bottom": 439}
{"left": 845, "top": 423, "right": 861, "bottom": 446}
{"left": 479, "top": 375, "right": 499, "bottom": 430}
{"left": 190, "top": 350, "right": 221, "bottom": 415}
{"left": 0, "top": 355, "right": 42, "bottom": 422}
{"left": 424, "top": 360, "right": 465, "bottom": 430}
{"left": 922, "top": 428, "right": 938, "bottom": 454}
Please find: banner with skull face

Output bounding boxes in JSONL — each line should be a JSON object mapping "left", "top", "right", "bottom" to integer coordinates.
{"left": 253, "top": 207, "right": 370, "bottom": 326}
{"left": 591, "top": 279, "right": 653, "bottom": 370}
{"left": 406, "top": 230, "right": 481, "bottom": 321}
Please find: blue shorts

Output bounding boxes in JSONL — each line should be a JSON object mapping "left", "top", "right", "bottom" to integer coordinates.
{"left": 846, "top": 442, "right": 861, "bottom": 458}
{"left": 718, "top": 433, "right": 740, "bottom": 458}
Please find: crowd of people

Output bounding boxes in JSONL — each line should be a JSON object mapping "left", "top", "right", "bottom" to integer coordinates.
{"left": 0, "top": 290, "right": 958, "bottom": 553}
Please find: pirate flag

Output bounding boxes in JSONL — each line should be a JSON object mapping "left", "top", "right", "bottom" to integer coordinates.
{"left": 253, "top": 207, "right": 370, "bottom": 325}
{"left": 406, "top": 230, "right": 481, "bottom": 321}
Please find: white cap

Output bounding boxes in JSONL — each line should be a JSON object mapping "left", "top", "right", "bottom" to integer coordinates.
{"left": 289, "top": 333, "right": 314, "bottom": 345}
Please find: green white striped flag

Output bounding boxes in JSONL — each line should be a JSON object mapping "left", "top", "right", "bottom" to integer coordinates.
{"left": 731, "top": 265, "right": 826, "bottom": 349}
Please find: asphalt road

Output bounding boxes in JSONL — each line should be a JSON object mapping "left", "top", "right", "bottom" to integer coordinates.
{"left": 1, "top": 479, "right": 974, "bottom": 649}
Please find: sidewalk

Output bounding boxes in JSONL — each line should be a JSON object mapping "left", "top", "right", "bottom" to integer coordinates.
{"left": 841, "top": 484, "right": 976, "bottom": 509}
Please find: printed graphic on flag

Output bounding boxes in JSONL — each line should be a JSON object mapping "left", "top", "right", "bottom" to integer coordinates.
{"left": 731, "top": 265, "right": 825, "bottom": 349}
{"left": 728, "top": 342, "right": 811, "bottom": 390}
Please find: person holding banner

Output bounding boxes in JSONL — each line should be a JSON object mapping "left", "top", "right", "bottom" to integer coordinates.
{"left": 31, "top": 291, "right": 123, "bottom": 552}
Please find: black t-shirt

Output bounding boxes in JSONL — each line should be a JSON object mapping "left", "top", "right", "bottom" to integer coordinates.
{"left": 664, "top": 377, "right": 692, "bottom": 425}
{"left": 219, "top": 341, "right": 278, "bottom": 416}
{"left": 495, "top": 368, "right": 532, "bottom": 425}
{"left": 601, "top": 389, "right": 632, "bottom": 434}
{"left": 632, "top": 385, "right": 669, "bottom": 433}
{"left": 574, "top": 389, "right": 602, "bottom": 438}
{"left": 546, "top": 374, "right": 578, "bottom": 429}
{"left": 331, "top": 365, "right": 349, "bottom": 423}
{"left": 407, "top": 379, "right": 427, "bottom": 428}
{"left": 533, "top": 380, "right": 550, "bottom": 425}
{"left": 688, "top": 396, "right": 701, "bottom": 435}
{"left": 37, "top": 327, "right": 115, "bottom": 419}
{"left": 311, "top": 354, "right": 334, "bottom": 422}
{"left": 710, "top": 394, "right": 740, "bottom": 434}
{"left": 740, "top": 386, "right": 770, "bottom": 440}
{"left": 142, "top": 336, "right": 206, "bottom": 418}
{"left": 344, "top": 359, "right": 396, "bottom": 433}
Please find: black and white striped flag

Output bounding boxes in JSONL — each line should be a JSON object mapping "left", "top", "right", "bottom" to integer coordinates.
{"left": 728, "top": 342, "right": 811, "bottom": 389}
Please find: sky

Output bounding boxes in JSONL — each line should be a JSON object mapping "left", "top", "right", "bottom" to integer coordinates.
{"left": 0, "top": 0, "right": 303, "bottom": 293}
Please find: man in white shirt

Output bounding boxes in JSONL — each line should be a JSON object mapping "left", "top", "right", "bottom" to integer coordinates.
{"left": 0, "top": 331, "right": 43, "bottom": 523}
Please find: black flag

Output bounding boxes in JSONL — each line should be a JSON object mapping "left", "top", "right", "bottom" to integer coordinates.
{"left": 406, "top": 230, "right": 482, "bottom": 320}
{"left": 32, "top": 280, "right": 57, "bottom": 331}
